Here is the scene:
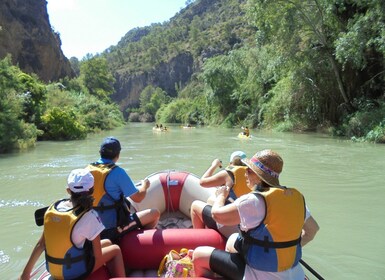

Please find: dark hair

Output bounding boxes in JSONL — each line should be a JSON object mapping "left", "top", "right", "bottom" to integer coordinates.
{"left": 100, "top": 150, "right": 120, "bottom": 160}
{"left": 232, "top": 157, "right": 246, "bottom": 166}
{"left": 70, "top": 189, "right": 94, "bottom": 210}
{"left": 255, "top": 180, "right": 271, "bottom": 192}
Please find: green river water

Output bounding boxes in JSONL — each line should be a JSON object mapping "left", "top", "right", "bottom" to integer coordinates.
{"left": 1, "top": 123, "right": 384, "bottom": 279}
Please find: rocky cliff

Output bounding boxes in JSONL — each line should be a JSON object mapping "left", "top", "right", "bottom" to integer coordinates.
{"left": 109, "top": 0, "right": 248, "bottom": 114}
{"left": 112, "top": 52, "right": 194, "bottom": 113}
{"left": 0, "top": 0, "right": 74, "bottom": 82}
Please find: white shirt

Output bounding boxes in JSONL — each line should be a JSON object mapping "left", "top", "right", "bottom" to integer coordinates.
{"left": 57, "top": 200, "right": 105, "bottom": 248}
{"left": 234, "top": 193, "right": 310, "bottom": 280}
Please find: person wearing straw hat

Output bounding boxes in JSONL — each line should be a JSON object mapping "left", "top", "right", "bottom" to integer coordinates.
{"left": 19, "top": 168, "right": 125, "bottom": 280}
{"left": 88, "top": 136, "right": 160, "bottom": 244}
{"left": 191, "top": 151, "right": 250, "bottom": 238}
{"left": 192, "top": 149, "right": 320, "bottom": 280}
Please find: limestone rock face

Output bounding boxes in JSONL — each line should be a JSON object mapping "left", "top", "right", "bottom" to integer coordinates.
{"left": 112, "top": 52, "right": 194, "bottom": 115}
{"left": 0, "top": 0, "right": 74, "bottom": 82}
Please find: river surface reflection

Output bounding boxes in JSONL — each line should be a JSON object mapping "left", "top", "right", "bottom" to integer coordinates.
{"left": 1, "top": 123, "right": 384, "bottom": 279}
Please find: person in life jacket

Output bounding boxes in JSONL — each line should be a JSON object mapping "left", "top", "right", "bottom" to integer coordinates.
{"left": 19, "top": 168, "right": 125, "bottom": 280}
{"left": 88, "top": 137, "right": 160, "bottom": 243}
{"left": 192, "top": 150, "right": 320, "bottom": 280}
{"left": 190, "top": 151, "right": 250, "bottom": 238}
{"left": 241, "top": 126, "right": 250, "bottom": 137}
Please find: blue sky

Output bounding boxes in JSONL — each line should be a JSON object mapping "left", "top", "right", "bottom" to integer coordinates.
{"left": 47, "top": 0, "right": 188, "bottom": 59}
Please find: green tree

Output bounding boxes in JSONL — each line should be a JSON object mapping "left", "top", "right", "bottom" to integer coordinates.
{"left": 17, "top": 72, "right": 47, "bottom": 125}
{"left": 0, "top": 56, "right": 40, "bottom": 152}
{"left": 40, "top": 107, "right": 87, "bottom": 140}
{"left": 79, "top": 57, "right": 115, "bottom": 100}
{"left": 201, "top": 55, "right": 237, "bottom": 119}
{"left": 247, "top": 0, "right": 385, "bottom": 114}
{"left": 139, "top": 86, "right": 169, "bottom": 117}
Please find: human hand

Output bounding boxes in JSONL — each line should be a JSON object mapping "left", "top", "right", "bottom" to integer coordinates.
{"left": 142, "top": 178, "right": 150, "bottom": 190}
{"left": 215, "top": 185, "right": 230, "bottom": 197}
{"left": 212, "top": 159, "right": 222, "bottom": 169}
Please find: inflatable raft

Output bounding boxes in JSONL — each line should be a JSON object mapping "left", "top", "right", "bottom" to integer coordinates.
{"left": 34, "top": 170, "right": 226, "bottom": 280}
{"left": 237, "top": 132, "right": 251, "bottom": 140}
{"left": 152, "top": 126, "right": 169, "bottom": 132}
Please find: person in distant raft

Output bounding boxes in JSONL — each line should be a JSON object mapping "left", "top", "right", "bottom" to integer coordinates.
{"left": 19, "top": 169, "right": 125, "bottom": 280}
{"left": 241, "top": 126, "right": 250, "bottom": 137}
{"left": 87, "top": 137, "right": 160, "bottom": 244}
{"left": 192, "top": 150, "right": 320, "bottom": 280}
{"left": 190, "top": 151, "right": 251, "bottom": 238}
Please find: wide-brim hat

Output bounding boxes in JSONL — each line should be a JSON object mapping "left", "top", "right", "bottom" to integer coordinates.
{"left": 242, "top": 149, "right": 283, "bottom": 187}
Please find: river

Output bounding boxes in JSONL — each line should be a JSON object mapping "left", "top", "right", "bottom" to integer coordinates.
{"left": 1, "top": 123, "right": 384, "bottom": 279}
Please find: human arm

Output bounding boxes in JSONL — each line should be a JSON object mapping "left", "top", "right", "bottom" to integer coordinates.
{"left": 19, "top": 233, "right": 45, "bottom": 280}
{"left": 301, "top": 216, "right": 319, "bottom": 247}
{"left": 91, "top": 235, "right": 103, "bottom": 268}
{"left": 210, "top": 186, "right": 240, "bottom": 226}
{"left": 200, "top": 159, "right": 233, "bottom": 188}
{"left": 129, "top": 178, "right": 150, "bottom": 203}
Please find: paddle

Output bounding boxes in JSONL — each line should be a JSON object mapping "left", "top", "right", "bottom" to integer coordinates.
{"left": 34, "top": 206, "right": 48, "bottom": 226}
{"left": 300, "top": 259, "right": 325, "bottom": 280}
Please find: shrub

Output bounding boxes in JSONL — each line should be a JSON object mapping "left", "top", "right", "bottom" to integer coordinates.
{"left": 40, "top": 107, "right": 87, "bottom": 140}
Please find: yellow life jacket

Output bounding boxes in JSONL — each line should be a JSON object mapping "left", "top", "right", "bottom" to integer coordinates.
{"left": 87, "top": 162, "right": 132, "bottom": 229}
{"left": 240, "top": 187, "right": 305, "bottom": 272}
{"left": 225, "top": 165, "right": 249, "bottom": 200}
{"left": 44, "top": 199, "right": 93, "bottom": 279}
{"left": 87, "top": 162, "right": 116, "bottom": 208}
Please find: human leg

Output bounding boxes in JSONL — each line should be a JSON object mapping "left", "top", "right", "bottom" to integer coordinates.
{"left": 190, "top": 200, "right": 206, "bottom": 229}
{"left": 210, "top": 249, "right": 245, "bottom": 280}
{"left": 102, "top": 243, "right": 125, "bottom": 277}
{"left": 225, "top": 233, "right": 239, "bottom": 252}
{"left": 136, "top": 208, "right": 160, "bottom": 229}
{"left": 192, "top": 246, "right": 215, "bottom": 278}
{"left": 92, "top": 239, "right": 125, "bottom": 277}
{"left": 193, "top": 246, "right": 245, "bottom": 280}
{"left": 191, "top": 201, "right": 218, "bottom": 230}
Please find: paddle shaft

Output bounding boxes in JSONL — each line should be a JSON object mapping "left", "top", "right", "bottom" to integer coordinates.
{"left": 300, "top": 259, "right": 324, "bottom": 280}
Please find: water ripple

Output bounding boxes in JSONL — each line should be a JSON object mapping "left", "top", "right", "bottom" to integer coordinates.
{"left": 0, "top": 200, "right": 45, "bottom": 208}
{"left": 0, "top": 250, "right": 10, "bottom": 264}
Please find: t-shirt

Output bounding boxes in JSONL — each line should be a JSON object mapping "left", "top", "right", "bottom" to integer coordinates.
{"left": 234, "top": 193, "right": 310, "bottom": 280}
{"left": 57, "top": 201, "right": 104, "bottom": 248}
{"left": 95, "top": 158, "right": 138, "bottom": 229}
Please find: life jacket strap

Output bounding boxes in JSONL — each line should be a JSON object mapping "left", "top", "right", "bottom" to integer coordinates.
{"left": 46, "top": 252, "right": 85, "bottom": 269}
{"left": 242, "top": 232, "right": 301, "bottom": 252}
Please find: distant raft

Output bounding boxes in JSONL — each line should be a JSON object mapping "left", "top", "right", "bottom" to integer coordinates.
{"left": 238, "top": 132, "right": 252, "bottom": 139}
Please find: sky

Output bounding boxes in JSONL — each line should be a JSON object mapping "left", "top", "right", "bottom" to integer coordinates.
{"left": 46, "top": 0, "right": 188, "bottom": 59}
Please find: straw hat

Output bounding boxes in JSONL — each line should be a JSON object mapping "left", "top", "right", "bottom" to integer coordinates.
{"left": 242, "top": 149, "right": 283, "bottom": 187}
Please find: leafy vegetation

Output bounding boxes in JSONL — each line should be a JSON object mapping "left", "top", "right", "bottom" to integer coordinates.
{"left": 0, "top": 55, "right": 124, "bottom": 153}
{"left": 102, "top": 0, "right": 385, "bottom": 143}
{"left": 1, "top": 0, "right": 384, "bottom": 150}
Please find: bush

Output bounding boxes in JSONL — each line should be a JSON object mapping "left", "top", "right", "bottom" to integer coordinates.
{"left": 336, "top": 100, "right": 385, "bottom": 143}
{"left": 40, "top": 107, "right": 87, "bottom": 140}
{"left": 156, "top": 97, "right": 206, "bottom": 124}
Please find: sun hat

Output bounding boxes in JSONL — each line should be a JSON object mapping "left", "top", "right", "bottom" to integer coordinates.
{"left": 100, "top": 137, "right": 121, "bottom": 158}
{"left": 229, "top": 151, "right": 247, "bottom": 163}
{"left": 67, "top": 168, "right": 94, "bottom": 193}
{"left": 242, "top": 149, "right": 283, "bottom": 187}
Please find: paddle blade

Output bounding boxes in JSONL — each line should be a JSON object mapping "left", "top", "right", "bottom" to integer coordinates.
{"left": 34, "top": 207, "right": 48, "bottom": 226}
